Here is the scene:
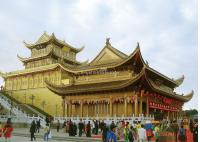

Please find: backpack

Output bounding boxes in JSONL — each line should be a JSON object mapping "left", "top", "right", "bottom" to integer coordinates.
{"left": 178, "top": 128, "right": 186, "bottom": 141}
{"left": 179, "top": 128, "right": 185, "bottom": 136}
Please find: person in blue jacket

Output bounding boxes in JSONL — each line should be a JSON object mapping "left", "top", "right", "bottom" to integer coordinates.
{"left": 106, "top": 124, "right": 117, "bottom": 142}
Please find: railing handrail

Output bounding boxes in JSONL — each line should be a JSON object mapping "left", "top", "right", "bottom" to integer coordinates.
{"left": 52, "top": 115, "right": 155, "bottom": 125}
{"left": 0, "top": 94, "right": 46, "bottom": 127}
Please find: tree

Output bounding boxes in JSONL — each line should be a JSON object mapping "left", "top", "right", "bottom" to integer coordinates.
{"left": 183, "top": 109, "right": 198, "bottom": 118}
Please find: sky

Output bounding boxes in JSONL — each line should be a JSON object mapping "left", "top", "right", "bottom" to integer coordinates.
{"left": 0, "top": 0, "right": 197, "bottom": 110}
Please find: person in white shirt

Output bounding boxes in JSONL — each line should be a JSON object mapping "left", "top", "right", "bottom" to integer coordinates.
{"left": 138, "top": 124, "right": 147, "bottom": 142}
{"left": 43, "top": 124, "right": 50, "bottom": 141}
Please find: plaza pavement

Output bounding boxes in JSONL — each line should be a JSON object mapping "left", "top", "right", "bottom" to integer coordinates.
{"left": 0, "top": 135, "right": 73, "bottom": 142}
{"left": 12, "top": 128, "right": 155, "bottom": 142}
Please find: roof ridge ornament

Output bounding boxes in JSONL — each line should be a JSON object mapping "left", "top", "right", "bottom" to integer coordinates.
{"left": 51, "top": 32, "right": 55, "bottom": 38}
{"left": 137, "top": 42, "right": 140, "bottom": 48}
{"left": 106, "top": 38, "right": 111, "bottom": 46}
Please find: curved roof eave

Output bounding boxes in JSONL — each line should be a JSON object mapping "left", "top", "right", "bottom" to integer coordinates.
{"left": 17, "top": 49, "right": 53, "bottom": 63}
{"left": 45, "top": 67, "right": 146, "bottom": 96}
{"left": 23, "top": 33, "right": 82, "bottom": 53}
{"left": 145, "top": 66, "right": 179, "bottom": 87}
{"left": 58, "top": 44, "right": 143, "bottom": 73}
{"left": 174, "top": 75, "right": 185, "bottom": 86}
{"left": 45, "top": 65, "right": 193, "bottom": 102}
{"left": 144, "top": 72, "right": 193, "bottom": 102}
{"left": 0, "top": 71, "right": 6, "bottom": 78}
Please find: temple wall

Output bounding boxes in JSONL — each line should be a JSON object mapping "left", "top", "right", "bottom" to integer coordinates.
{"left": 5, "top": 69, "right": 61, "bottom": 91}
{"left": 9, "top": 88, "right": 63, "bottom": 116}
{"left": 4, "top": 68, "right": 65, "bottom": 116}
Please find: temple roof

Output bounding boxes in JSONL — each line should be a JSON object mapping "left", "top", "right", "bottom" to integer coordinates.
{"left": 45, "top": 67, "right": 193, "bottom": 102}
{"left": 60, "top": 44, "right": 143, "bottom": 71}
{"left": 0, "top": 71, "right": 6, "bottom": 78}
{"left": 3, "top": 43, "right": 184, "bottom": 88}
{"left": 1, "top": 64, "right": 60, "bottom": 77}
{"left": 17, "top": 48, "right": 84, "bottom": 65}
{"left": 61, "top": 43, "right": 181, "bottom": 88}
{"left": 0, "top": 63, "right": 89, "bottom": 78}
{"left": 17, "top": 49, "right": 53, "bottom": 63}
{"left": 46, "top": 68, "right": 145, "bottom": 95}
{"left": 23, "top": 32, "right": 84, "bottom": 53}
{"left": 174, "top": 75, "right": 184, "bottom": 86}
{"left": 89, "top": 38, "right": 128, "bottom": 65}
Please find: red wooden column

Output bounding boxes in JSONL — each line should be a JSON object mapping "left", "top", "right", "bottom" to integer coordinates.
{"left": 146, "top": 91, "right": 149, "bottom": 116}
{"left": 134, "top": 92, "right": 138, "bottom": 116}
{"left": 139, "top": 90, "right": 144, "bottom": 115}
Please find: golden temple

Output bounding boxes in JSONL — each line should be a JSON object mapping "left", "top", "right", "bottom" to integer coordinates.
{"left": 0, "top": 32, "right": 193, "bottom": 118}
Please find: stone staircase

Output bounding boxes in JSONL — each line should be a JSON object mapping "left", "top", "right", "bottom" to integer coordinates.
{"left": 0, "top": 92, "right": 46, "bottom": 127}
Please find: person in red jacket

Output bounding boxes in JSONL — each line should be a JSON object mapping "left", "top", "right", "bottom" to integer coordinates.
{"left": 0, "top": 121, "right": 3, "bottom": 140}
{"left": 3, "top": 118, "right": 13, "bottom": 142}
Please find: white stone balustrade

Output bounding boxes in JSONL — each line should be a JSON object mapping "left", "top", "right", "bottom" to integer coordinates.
{"left": 53, "top": 114, "right": 154, "bottom": 125}
{"left": 0, "top": 94, "right": 46, "bottom": 127}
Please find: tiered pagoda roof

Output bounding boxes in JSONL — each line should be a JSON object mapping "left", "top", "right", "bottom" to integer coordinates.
{"left": 44, "top": 40, "right": 193, "bottom": 102}
{"left": 16, "top": 32, "right": 87, "bottom": 66}
{"left": 45, "top": 67, "right": 193, "bottom": 102}
{"left": 17, "top": 48, "right": 85, "bottom": 65}
{"left": 23, "top": 32, "right": 84, "bottom": 53}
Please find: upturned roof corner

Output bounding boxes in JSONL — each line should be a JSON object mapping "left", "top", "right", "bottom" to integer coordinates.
{"left": 174, "top": 75, "right": 185, "bottom": 86}
{"left": 0, "top": 71, "right": 6, "bottom": 78}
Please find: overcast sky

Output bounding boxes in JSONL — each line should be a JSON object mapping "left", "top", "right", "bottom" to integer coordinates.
{"left": 0, "top": 0, "right": 197, "bottom": 110}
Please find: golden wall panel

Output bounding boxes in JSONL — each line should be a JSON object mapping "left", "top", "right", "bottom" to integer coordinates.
{"left": 4, "top": 69, "right": 64, "bottom": 116}
{"left": 9, "top": 88, "right": 63, "bottom": 116}
{"left": 127, "top": 103, "right": 134, "bottom": 116}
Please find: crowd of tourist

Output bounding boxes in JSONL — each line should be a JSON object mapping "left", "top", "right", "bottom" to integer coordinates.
{"left": 0, "top": 117, "right": 198, "bottom": 142}
{"left": 59, "top": 118, "right": 198, "bottom": 142}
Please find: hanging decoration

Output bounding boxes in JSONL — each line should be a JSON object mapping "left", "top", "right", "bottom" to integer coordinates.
{"left": 149, "top": 101, "right": 178, "bottom": 111}
{"left": 129, "top": 95, "right": 136, "bottom": 103}
{"left": 82, "top": 99, "right": 110, "bottom": 104}
{"left": 112, "top": 97, "right": 124, "bottom": 103}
